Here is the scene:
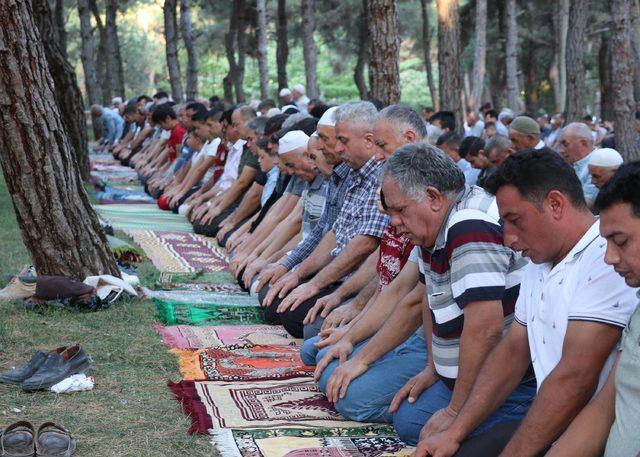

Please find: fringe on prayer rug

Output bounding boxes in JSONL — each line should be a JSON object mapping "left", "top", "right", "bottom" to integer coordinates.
{"left": 154, "top": 299, "right": 264, "bottom": 326}
{"left": 125, "top": 230, "right": 228, "bottom": 272}
{"left": 155, "top": 324, "right": 301, "bottom": 349}
{"left": 210, "top": 426, "right": 414, "bottom": 457}
{"left": 171, "top": 344, "right": 314, "bottom": 381}
{"left": 168, "top": 378, "right": 374, "bottom": 434}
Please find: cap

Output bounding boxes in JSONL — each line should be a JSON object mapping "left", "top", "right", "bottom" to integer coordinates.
{"left": 317, "top": 106, "right": 338, "bottom": 127}
{"left": 292, "top": 84, "right": 306, "bottom": 94}
{"left": 279, "top": 88, "right": 292, "bottom": 97}
{"left": 510, "top": 116, "right": 540, "bottom": 135}
{"left": 589, "top": 148, "right": 624, "bottom": 168}
{"left": 278, "top": 130, "right": 310, "bottom": 155}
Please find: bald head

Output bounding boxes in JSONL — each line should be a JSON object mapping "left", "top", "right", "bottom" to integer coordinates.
{"left": 559, "top": 122, "right": 594, "bottom": 164}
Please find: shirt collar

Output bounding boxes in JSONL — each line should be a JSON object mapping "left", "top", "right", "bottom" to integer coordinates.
{"left": 333, "top": 162, "right": 351, "bottom": 180}
{"left": 232, "top": 138, "right": 246, "bottom": 151}
{"left": 547, "top": 220, "right": 601, "bottom": 274}
{"left": 267, "top": 167, "right": 280, "bottom": 179}
{"left": 573, "top": 150, "right": 595, "bottom": 169}
{"left": 428, "top": 185, "right": 472, "bottom": 252}
{"left": 353, "top": 155, "right": 380, "bottom": 180}
{"left": 534, "top": 139, "right": 545, "bottom": 149}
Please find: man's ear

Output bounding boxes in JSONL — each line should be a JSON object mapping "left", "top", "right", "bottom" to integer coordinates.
{"left": 363, "top": 132, "right": 375, "bottom": 149}
{"left": 404, "top": 130, "right": 417, "bottom": 143}
{"left": 426, "top": 186, "right": 445, "bottom": 211}
{"left": 546, "top": 190, "right": 568, "bottom": 219}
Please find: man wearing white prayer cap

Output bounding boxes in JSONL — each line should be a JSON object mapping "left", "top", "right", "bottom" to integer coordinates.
{"left": 278, "top": 131, "right": 316, "bottom": 182}
{"left": 589, "top": 148, "right": 624, "bottom": 188}
{"left": 279, "top": 88, "right": 294, "bottom": 106}
{"left": 292, "top": 84, "right": 310, "bottom": 112}
{"left": 315, "top": 106, "right": 340, "bottom": 165}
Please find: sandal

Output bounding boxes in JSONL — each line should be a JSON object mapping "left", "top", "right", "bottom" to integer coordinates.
{"left": 34, "top": 423, "right": 75, "bottom": 457}
{"left": 0, "top": 421, "right": 35, "bottom": 457}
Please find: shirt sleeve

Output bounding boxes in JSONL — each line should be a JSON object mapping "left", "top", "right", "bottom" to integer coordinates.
{"left": 514, "top": 285, "right": 528, "bottom": 327}
{"left": 349, "top": 189, "right": 389, "bottom": 239}
{"left": 281, "top": 222, "right": 325, "bottom": 270}
{"left": 448, "top": 210, "right": 513, "bottom": 308}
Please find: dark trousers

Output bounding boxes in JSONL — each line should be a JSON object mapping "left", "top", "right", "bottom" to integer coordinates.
{"left": 192, "top": 199, "right": 240, "bottom": 238}
{"left": 454, "top": 421, "right": 548, "bottom": 457}
{"left": 258, "top": 280, "right": 341, "bottom": 338}
{"left": 171, "top": 186, "right": 201, "bottom": 213}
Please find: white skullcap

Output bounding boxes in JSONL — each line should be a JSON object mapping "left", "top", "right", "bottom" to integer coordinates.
{"left": 498, "top": 108, "right": 515, "bottom": 121}
{"left": 293, "top": 84, "right": 306, "bottom": 94}
{"left": 266, "top": 107, "right": 282, "bottom": 117}
{"left": 279, "top": 88, "right": 292, "bottom": 97}
{"left": 111, "top": 97, "right": 123, "bottom": 105}
{"left": 589, "top": 148, "right": 624, "bottom": 168}
{"left": 278, "top": 130, "right": 310, "bottom": 155}
{"left": 317, "top": 106, "right": 338, "bottom": 127}
{"left": 281, "top": 104, "right": 299, "bottom": 113}
{"left": 310, "top": 131, "right": 319, "bottom": 138}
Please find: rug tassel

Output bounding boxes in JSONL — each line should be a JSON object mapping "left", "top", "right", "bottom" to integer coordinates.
{"left": 210, "top": 428, "right": 242, "bottom": 457}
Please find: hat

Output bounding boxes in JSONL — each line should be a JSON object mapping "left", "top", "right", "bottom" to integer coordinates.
{"left": 589, "top": 148, "right": 624, "bottom": 168}
{"left": 510, "top": 116, "right": 540, "bottom": 136}
{"left": 281, "top": 105, "right": 299, "bottom": 114}
{"left": 278, "top": 130, "right": 310, "bottom": 155}
{"left": 279, "top": 88, "right": 292, "bottom": 97}
{"left": 293, "top": 84, "right": 306, "bottom": 94}
{"left": 111, "top": 97, "right": 123, "bottom": 105}
{"left": 317, "top": 106, "right": 338, "bottom": 127}
{"left": 498, "top": 108, "right": 515, "bottom": 122}
{"left": 266, "top": 107, "right": 282, "bottom": 117}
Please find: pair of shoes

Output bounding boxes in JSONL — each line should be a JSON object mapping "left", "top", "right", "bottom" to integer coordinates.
{"left": 0, "top": 346, "right": 90, "bottom": 392}
{"left": 0, "top": 421, "right": 76, "bottom": 456}
{"left": 0, "top": 278, "right": 36, "bottom": 302}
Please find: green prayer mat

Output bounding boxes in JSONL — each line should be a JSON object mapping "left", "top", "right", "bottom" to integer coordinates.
{"left": 158, "top": 271, "right": 236, "bottom": 285}
{"left": 154, "top": 299, "right": 265, "bottom": 326}
{"left": 95, "top": 204, "right": 195, "bottom": 232}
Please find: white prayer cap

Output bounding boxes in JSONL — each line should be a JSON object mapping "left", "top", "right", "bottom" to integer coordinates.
{"left": 279, "top": 88, "right": 292, "bottom": 97}
{"left": 589, "top": 148, "right": 624, "bottom": 168}
{"left": 266, "top": 107, "right": 282, "bottom": 117}
{"left": 310, "top": 131, "right": 319, "bottom": 138}
{"left": 281, "top": 104, "right": 299, "bottom": 113}
{"left": 111, "top": 97, "right": 123, "bottom": 105}
{"left": 278, "top": 130, "right": 310, "bottom": 155}
{"left": 293, "top": 84, "right": 306, "bottom": 94}
{"left": 317, "top": 106, "right": 338, "bottom": 127}
{"left": 498, "top": 108, "right": 515, "bottom": 121}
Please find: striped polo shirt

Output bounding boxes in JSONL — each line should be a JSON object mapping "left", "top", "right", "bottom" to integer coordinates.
{"left": 418, "top": 185, "right": 528, "bottom": 388}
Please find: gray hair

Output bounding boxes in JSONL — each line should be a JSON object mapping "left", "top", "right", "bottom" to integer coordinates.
{"left": 282, "top": 112, "right": 312, "bottom": 130}
{"left": 381, "top": 142, "right": 465, "bottom": 201}
{"left": 485, "top": 135, "right": 512, "bottom": 156}
{"left": 562, "top": 122, "right": 594, "bottom": 145}
{"left": 235, "top": 105, "right": 257, "bottom": 122}
{"left": 173, "top": 103, "right": 185, "bottom": 116}
{"left": 246, "top": 117, "right": 268, "bottom": 136}
{"left": 334, "top": 101, "right": 378, "bottom": 134}
{"left": 378, "top": 105, "right": 428, "bottom": 140}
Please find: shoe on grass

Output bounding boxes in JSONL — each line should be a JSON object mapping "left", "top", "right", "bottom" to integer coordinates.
{"left": 35, "top": 423, "right": 76, "bottom": 457}
{"left": 0, "top": 277, "right": 36, "bottom": 302}
{"left": 22, "top": 345, "right": 90, "bottom": 392}
{"left": 0, "top": 348, "right": 66, "bottom": 386}
{"left": 0, "top": 420, "right": 35, "bottom": 457}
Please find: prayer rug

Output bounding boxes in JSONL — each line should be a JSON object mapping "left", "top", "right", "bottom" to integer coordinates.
{"left": 156, "top": 271, "right": 241, "bottom": 293}
{"left": 95, "top": 204, "right": 195, "bottom": 232}
{"left": 172, "top": 345, "right": 313, "bottom": 381}
{"left": 169, "top": 378, "right": 375, "bottom": 434}
{"left": 155, "top": 324, "right": 301, "bottom": 349}
{"left": 124, "top": 230, "right": 228, "bottom": 272}
{"left": 211, "top": 426, "right": 414, "bottom": 457}
{"left": 107, "top": 235, "right": 143, "bottom": 263}
{"left": 96, "top": 185, "right": 155, "bottom": 205}
{"left": 145, "top": 289, "right": 258, "bottom": 307}
{"left": 155, "top": 299, "right": 265, "bottom": 326}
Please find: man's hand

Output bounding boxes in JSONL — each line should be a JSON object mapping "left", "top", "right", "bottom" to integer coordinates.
{"left": 229, "top": 253, "right": 247, "bottom": 276}
{"left": 304, "top": 292, "right": 343, "bottom": 326}
{"left": 277, "top": 282, "right": 320, "bottom": 313}
{"left": 389, "top": 366, "right": 438, "bottom": 413}
{"left": 228, "top": 232, "right": 249, "bottom": 252}
{"left": 314, "top": 338, "right": 355, "bottom": 381}
{"left": 200, "top": 206, "right": 221, "bottom": 225}
{"left": 325, "top": 356, "right": 368, "bottom": 403}
{"left": 414, "top": 430, "right": 461, "bottom": 457}
{"left": 420, "top": 406, "right": 458, "bottom": 440}
{"left": 321, "top": 302, "right": 361, "bottom": 331}
{"left": 243, "top": 258, "right": 266, "bottom": 287}
{"left": 315, "top": 325, "right": 350, "bottom": 350}
{"left": 216, "top": 223, "right": 233, "bottom": 244}
{"left": 261, "top": 269, "right": 300, "bottom": 308}
{"left": 255, "top": 264, "right": 288, "bottom": 296}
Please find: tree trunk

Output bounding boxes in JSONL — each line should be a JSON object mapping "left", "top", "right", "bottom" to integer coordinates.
{"left": 354, "top": 0, "right": 370, "bottom": 100}
{"left": 77, "top": 0, "right": 100, "bottom": 106}
{"left": 276, "top": 0, "right": 289, "bottom": 91}
{"left": 599, "top": 33, "right": 615, "bottom": 122}
{"left": 0, "top": 0, "right": 120, "bottom": 279}
{"left": 256, "top": 0, "right": 270, "bottom": 99}
{"left": 421, "top": 0, "right": 438, "bottom": 110}
{"left": 611, "top": 0, "right": 640, "bottom": 161}
{"left": 164, "top": 0, "right": 184, "bottom": 102}
{"left": 469, "top": 0, "right": 486, "bottom": 112}
{"left": 53, "top": 0, "right": 67, "bottom": 59}
{"left": 234, "top": 2, "right": 248, "bottom": 104}
{"left": 88, "top": 0, "right": 109, "bottom": 104}
{"left": 33, "top": 0, "right": 90, "bottom": 181}
{"left": 629, "top": 0, "right": 640, "bottom": 109}
{"left": 301, "top": 0, "right": 319, "bottom": 99}
{"left": 564, "top": 0, "right": 588, "bottom": 123}
{"left": 524, "top": 39, "right": 538, "bottom": 112}
{"left": 436, "top": 0, "right": 463, "bottom": 133}
{"left": 180, "top": 0, "right": 198, "bottom": 100}
{"left": 504, "top": 0, "right": 520, "bottom": 112}
{"left": 105, "top": 0, "right": 125, "bottom": 98}
{"left": 368, "top": 0, "right": 401, "bottom": 106}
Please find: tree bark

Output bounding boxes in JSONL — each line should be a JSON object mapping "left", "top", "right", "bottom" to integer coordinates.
{"left": 164, "top": 0, "right": 184, "bottom": 102}
{"left": 629, "top": 0, "right": 640, "bottom": 109}
{"left": 276, "top": 0, "right": 289, "bottom": 91}
{"left": 436, "top": 0, "right": 463, "bottom": 133}
{"left": 88, "top": 0, "right": 109, "bottom": 104}
{"left": 564, "top": 0, "right": 588, "bottom": 123}
{"left": 105, "top": 0, "right": 125, "bottom": 98}
{"left": 0, "top": 0, "right": 120, "bottom": 278}
{"left": 53, "top": 0, "right": 67, "bottom": 59}
{"left": 368, "top": 0, "right": 401, "bottom": 106}
{"left": 301, "top": 0, "right": 319, "bottom": 99}
{"left": 180, "top": 0, "right": 198, "bottom": 100}
{"left": 469, "top": 0, "right": 486, "bottom": 112}
{"left": 77, "top": 0, "right": 100, "bottom": 106}
{"left": 504, "top": 0, "right": 520, "bottom": 112}
{"left": 234, "top": 1, "right": 248, "bottom": 104}
{"left": 610, "top": 0, "right": 640, "bottom": 161}
{"left": 354, "top": 0, "right": 370, "bottom": 100}
{"left": 598, "top": 32, "right": 614, "bottom": 122}
{"left": 256, "top": 0, "right": 270, "bottom": 99}
{"left": 421, "top": 0, "right": 438, "bottom": 110}
{"left": 33, "top": 0, "right": 90, "bottom": 181}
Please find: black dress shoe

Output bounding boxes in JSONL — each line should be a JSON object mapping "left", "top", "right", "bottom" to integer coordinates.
{"left": 22, "top": 345, "right": 90, "bottom": 392}
{"left": 0, "top": 348, "right": 66, "bottom": 385}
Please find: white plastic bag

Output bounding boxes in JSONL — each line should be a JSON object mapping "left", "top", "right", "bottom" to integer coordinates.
{"left": 50, "top": 374, "right": 95, "bottom": 393}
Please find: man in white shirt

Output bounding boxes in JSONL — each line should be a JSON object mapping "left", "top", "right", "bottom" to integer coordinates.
{"left": 421, "top": 149, "right": 637, "bottom": 457}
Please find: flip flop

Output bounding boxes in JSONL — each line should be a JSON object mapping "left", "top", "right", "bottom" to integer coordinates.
{"left": 0, "top": 421, "right": 35, "bottom": 457}
{"left": 34, "top": 423, "right": 75, "bottom": 457}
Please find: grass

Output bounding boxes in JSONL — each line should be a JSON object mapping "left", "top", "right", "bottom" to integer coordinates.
{"left": 0, "top": 174, "right": 213, "bottom": 456}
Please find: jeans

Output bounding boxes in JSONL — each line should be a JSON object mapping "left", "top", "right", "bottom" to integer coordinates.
{"left": 393, "top": 380, "right": 537, "bottom": 446}
{"left": 312, "top": 332, "right": 427, "bottom": 423}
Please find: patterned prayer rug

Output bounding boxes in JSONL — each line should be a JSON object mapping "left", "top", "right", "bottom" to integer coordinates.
{"left": 155, "top": 324, "right": 301, "bottom": 349}
{"left": 169, "top": 378, "right": 374, "bottom": 434}
{"left": 155, "top": 300, "right": 265, "bottom": 326}
{"left": 125, "top": 230, "right": 228, "bottom": 272}
{"left": 145, "top": 289, "right": 258, "bottom": 307}
{"left": 211, "top": 426, "right": 414, "bottom": 457}
{"left": 172, "top": 345, "right": 314, "bottom": 381}
{"left": 95, "top": 204, "right": 195, "bottom": 232}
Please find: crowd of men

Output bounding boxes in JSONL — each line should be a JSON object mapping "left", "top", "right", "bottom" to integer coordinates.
{"left": 91, "top": 86, "right": 640, "bottom": 456}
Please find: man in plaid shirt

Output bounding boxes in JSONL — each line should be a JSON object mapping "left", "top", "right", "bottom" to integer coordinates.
{"left": 259, "top": 102, "right": 389, "bottom": 338}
